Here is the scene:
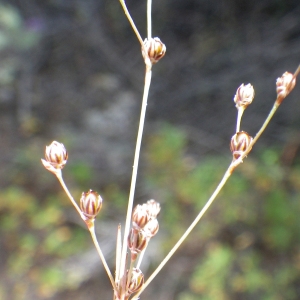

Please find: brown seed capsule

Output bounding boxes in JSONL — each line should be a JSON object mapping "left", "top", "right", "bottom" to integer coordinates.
{"left": 142, "top": 37, "right": 166, "bottom": 64}
{"left": 126, "top": 268, "right": 144, "bottom": 296}
{"left": 80, "top": 190, "right": 103, "bottom": 220}
{"left": 230, "top": 131, "right": 253, "bottom": 161}
{"left": 276, "top": 72, "right": 296, "bottom": 103}
{"left": 132, "top": 204, "right": 150, "bottom": 231}
{"left": 41, "top": 141, "right": 68, "bottom": 172}
{"left": 145, "top": 199, "right": 161, "bottom": 219}
{"left": 143, "top": 218, "right": 159, "bottom": 238}
{"left": 234, "top": 83, "right": 255, "bottom": 109}
{"left": 127, "top": 228, "right": 148, "bottom": 260}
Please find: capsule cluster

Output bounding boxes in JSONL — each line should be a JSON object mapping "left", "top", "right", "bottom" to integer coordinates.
{"left": 128, "top": 200, "right": 160, "bottom": 261}
{"left": 230, "top": 71, "right": 296, "bottom": 162}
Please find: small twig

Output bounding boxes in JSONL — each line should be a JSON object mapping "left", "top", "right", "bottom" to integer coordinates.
{"left": 147, "top": 0, "right": 152, "bottom": 39}
{"left": 56, "top": 172, "right": 83, "bottom": 218}
{"left": 119, "top": 0, "right": 144, "bottom": 46}
{"left": 119, "top": 66, "right": 152, "bottom": 289}
{"left": 236, "top": 107, "right": 244, "bottom": 132}
{"left": 88, "top": 223, "right": 117, "bottom": 291}
{"left": 136, "top": 247, "right": 146, "bottom": 269}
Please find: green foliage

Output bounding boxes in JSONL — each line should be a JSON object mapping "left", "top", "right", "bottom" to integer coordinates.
{"left": 145, "top": 123, "right": 300, "bottom": 299}
{"left": 0, "top": 187, "right": 89, "bottom": 298}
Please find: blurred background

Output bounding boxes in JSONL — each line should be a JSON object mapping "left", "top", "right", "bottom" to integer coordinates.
{"left": 0, "top": 0, "right": 300, "bottom": 299}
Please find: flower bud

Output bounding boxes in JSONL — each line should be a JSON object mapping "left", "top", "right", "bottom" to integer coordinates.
{"left": 142, "top": 37, "right": 166, "bottom": 64}
{"left": 230, "top": 131, "right": 253, "bottom": 161}
{"left": 145, "top": 199, "right": 161, "bottom": 219}
{"left": 80, "top": 190, "right": 103, "bottom": 219}
{"left": 143, "top": 218, "right": 159, "bottom": 238}
{"left": 126, "top": 268, "right": 144, "bottom": 296}
{"left": 234, "top": 83, "right": 255, "bottom": 109}
{"left": 41, "top": 141, "right": 68, "bottom": 173}
{"left": 128, "top": 228, "right": 148, "bottom": 260}
{"left": 276, "top": 71, "right": 296, "bottom": 103}
{"left": 132, "top": 204, "right": 150, "bottom": 231}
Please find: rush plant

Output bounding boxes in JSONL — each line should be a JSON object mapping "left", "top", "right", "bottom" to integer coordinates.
{"left": 41, "top": 1, "right": 300, "bottom": 299}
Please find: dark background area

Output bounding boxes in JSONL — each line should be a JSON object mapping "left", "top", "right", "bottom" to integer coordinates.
{"left": 0, "top": 0, "right": 300, "bottom": 299}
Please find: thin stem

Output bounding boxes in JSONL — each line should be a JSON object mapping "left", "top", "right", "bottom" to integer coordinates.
{"left": 147, "top": 0, "right": 152, "bottom": 39}
{"left": 89, "top": 224, "right": 117, "bottom": 291}
{"left": 119, "top": 67, "right": 152, "bottom": 288}
{"left": 119, "top": 0, "right": 144, "bottom": 46}
{"left": 56, "top": 172, "right": 83, "bottom": 218}
{"left": 126, "top": 259, "right": 135, "bottom": 289}
{"left": 236, "top": 107, "right": 245, "bottom": 133}
{"left": 115, "top": 224, "right": 122, "bottom": 286}
{"left": 136, "top": 247, "right": 146, "bottom": 269}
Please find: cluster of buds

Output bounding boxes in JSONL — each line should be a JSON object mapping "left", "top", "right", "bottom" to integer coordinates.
{"left": 142, "top": 37, "right": 166, "bottom": 64}
{"left": 230, "top": 70, "right": 297, "bottom": 162}
{"left": 128, "top": 199, "right": 160, "bottom": 260}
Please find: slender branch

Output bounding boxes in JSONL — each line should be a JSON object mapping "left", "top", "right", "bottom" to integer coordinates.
{"left": 115, "top": 224, "right": 122, "bottom": 286}
{"left": 119, "top": 0, "right": 144, "bottom": 46}
{"left": 56, "top": 172, "right": 83, "bottom": 218}
{"left": 147, "top": 0, "right": 152, "bottom": 39}
{"left": 136, "top": 247, "right": 146, "bottom": 269}
{"left": 119, "top": 67, "right": 153, "bottom": 287}
{"left": 236, "top": 107, "right": 245, "bottom": 132}
{"left": 88, "top": 224, "right": 117, "bottom": 291}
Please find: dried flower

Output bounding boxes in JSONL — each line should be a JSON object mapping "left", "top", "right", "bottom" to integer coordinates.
{"left": 126, "top": 268, "right": 144, "bottom": 296}
{"left": 276, "top": 71, "right": 296, "bottom": 103}
{"left": 132, "top": 204, "right": 150, "bottom": 231}
{"left": 145, "top": 199, "right": 161, "bottom": 219}
{"left": 80, "top": 190, "right": 103, "bottom": 220}
{"left": 41, "top": 141, "right": 68, "bottom": 173}
{"left": 142, "top": 37, "right": 166, "bottom": 64}
{"left": 230, "top": 131, "right": 253, "bottom": 161}
{"left": 234, "top": 83, "right": 255, "bottom": 109}
{"left": 143, "top": 218, "right": 159, "bottom": 238}
{"left": 128, "top": 228, "right": 148, "bottom": 260}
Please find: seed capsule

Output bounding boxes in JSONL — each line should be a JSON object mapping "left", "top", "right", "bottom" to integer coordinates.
{"left": 80, "top": 190, "right": 103, "bottom": 220}
{"left": 145, "top": 199, "right": 161, "bottom": 219}
{"left": 127, "top": 228, "right": 148, "bottom": 260}
{"left": 276, "top": 72, "right": 296, "bottom": 103}
{"left": 126, "top": 268, "right": 144, "bottom": 296}
{"left": 132, "top": 204, "right": 150, "bottom": 231}
{"left": 143, "top": 218, "right": 159, "bottom": 238}
{"left": 142, "top": 37, "right": 166, "bottom": 64}
{"left": 230, "top": 131, "right": 253, "bottom": 161}
{"left": 41, "top": 141, "right": 68, "bottom": 173}
{"left": 234, "top": 83, "right": 255, "bottom": 109}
